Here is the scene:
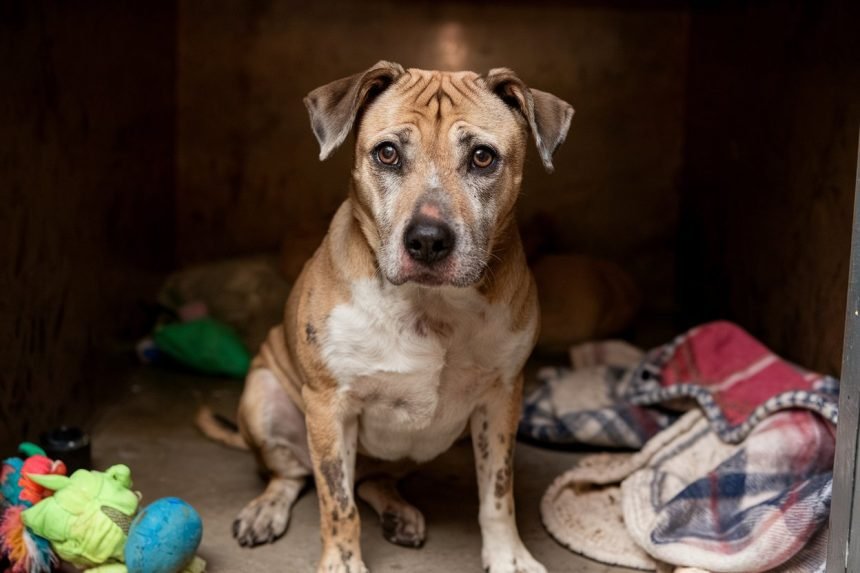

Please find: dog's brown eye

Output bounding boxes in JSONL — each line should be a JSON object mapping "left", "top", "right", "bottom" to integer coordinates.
{"left": 376, "top": 143, "right": 399, "bottom": 166}
{"left": 472, "top": 147, "right": 495, "bottom": 169}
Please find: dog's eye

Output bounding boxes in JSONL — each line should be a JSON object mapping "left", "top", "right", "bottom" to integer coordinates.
{"left": 375, "top": 143, "right": 400, "bottom": 166}
{"left": 471, "top": 146, "right": 496, "bottom": 169}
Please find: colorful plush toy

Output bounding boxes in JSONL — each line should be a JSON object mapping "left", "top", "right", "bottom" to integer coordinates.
{"left": 20, "top": 465, "right": 205, "bottom": 573}
{"left": 0, "top": 443, "right": 66, "bottom": 573}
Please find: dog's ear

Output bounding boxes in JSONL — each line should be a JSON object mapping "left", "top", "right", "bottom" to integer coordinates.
{"left": 304, "top": 60, "right": 405, "bottom": 161}
{"left": 484, "top": 68, "right": 574, "bottom": 173}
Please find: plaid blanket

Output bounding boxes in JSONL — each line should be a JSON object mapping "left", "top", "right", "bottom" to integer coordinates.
{"left": 532, "top": 321, "right": 839, "bottom": 572}
{"left": 521, "top": 321, "right": 839, "bottom": 448}
{"left": 628, "top": 321, "right": 839, "bottom": 442}
{"left": 520, "top": 340, "right": 674, "bottom": 449}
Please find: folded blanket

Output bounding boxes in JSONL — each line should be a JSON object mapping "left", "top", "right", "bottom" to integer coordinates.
{"left": 521, "top": 321, "right": 839, "bottom": 449}
{"left": 534, "top": 321, "right": 839, "bottom": 572}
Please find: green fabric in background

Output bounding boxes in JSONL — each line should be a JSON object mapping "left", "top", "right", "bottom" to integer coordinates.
{"left": 153, "top": 318, "right": 250, "bottom": 378}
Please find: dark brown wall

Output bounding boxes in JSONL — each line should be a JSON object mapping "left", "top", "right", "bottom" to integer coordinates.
{"left": 0, "top": 2, "right": 176, "bottom": 451}
{"left": 5, "top": 2, "right": 853, "bottom": 453}
{"left": 177, "top": 0, "right": 689, "bottom": 314}
{"left": 678, "top": 1, "right": 860, "bottom": 374}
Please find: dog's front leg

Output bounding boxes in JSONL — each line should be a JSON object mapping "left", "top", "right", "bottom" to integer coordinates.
{"left": 304, "top": 387, "right": 367, "bottom": 573}
{"left": 471, "top": 376, "right": 546, "bottom": 573}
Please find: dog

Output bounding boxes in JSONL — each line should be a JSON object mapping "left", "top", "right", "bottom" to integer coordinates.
{"left": 200, "top": 61, "right": 573, "bottom": 573}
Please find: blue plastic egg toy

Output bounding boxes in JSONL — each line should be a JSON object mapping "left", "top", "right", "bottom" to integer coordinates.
{"left": 125, "top": 497, "right": 203, "bottom": 573}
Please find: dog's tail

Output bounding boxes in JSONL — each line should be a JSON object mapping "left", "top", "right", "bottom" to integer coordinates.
{"left": 195, "top": 406, "right": 249, "bottom": 450}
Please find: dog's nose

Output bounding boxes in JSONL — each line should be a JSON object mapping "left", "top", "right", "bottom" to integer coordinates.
{"left": 403, "top": 216, "right": 455, "bottom": 264}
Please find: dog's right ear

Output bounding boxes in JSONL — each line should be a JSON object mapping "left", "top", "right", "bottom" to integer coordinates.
{"left": 304, "top": 61, "right": 405, "bottom": 161}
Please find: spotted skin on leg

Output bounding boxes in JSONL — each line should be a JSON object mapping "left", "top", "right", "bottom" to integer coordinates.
{"left": 472, "top": 377, "right": 547, "bottom": 573}
{"left": 305, "top": 387, "right": 368, "bottom": 573}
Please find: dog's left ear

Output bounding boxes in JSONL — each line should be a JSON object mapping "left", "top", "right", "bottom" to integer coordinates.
{"left": 484, "top": 68, "right": 574, "bottom": 173}
{"left": 304, "top": 60, "right": 406, "bottom": 161}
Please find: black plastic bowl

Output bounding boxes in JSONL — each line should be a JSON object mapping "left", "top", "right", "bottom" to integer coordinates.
{"left": 39, "top": 426, "right": 91, "bottom": 473}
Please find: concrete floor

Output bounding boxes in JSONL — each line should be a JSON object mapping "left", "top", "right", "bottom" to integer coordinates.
{"left": 92, "top": 367, "right": 636, "bottom": 573}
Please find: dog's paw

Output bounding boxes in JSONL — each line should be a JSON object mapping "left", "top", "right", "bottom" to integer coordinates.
{"left": 233, "top": 494, "right": 292, "bottom": 547}
{"left": 482, "top": 544, "right": 547, "bottom": 573}
{"left": 381, "top": 504, "right": 426, "bottom": 548}
{"left": 317, "top": 546, "right": 368, "bottom": 573}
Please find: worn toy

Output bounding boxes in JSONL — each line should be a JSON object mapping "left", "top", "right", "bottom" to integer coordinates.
{"left": 125, "top": 498, "right": 204, "bottom": 573}
{"left": 21, "top": 465, "right": 205, "bottom": 573}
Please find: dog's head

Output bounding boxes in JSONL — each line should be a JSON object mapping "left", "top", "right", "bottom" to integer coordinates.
{"left": 305, "top": 61, "right": 573, "bottom": 287}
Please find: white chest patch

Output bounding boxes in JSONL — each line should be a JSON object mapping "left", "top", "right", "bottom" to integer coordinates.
{"left": 321, "top": 279, "right": 534, "bottom": 462}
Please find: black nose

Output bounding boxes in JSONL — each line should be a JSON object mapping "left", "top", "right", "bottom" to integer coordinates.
{"left": 403, "top": 216, "right": 455, "bottom": 263}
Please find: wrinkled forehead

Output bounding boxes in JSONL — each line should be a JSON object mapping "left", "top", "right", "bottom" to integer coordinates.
{"left": 357, "top": 69, "right": 524, "bottom": 147}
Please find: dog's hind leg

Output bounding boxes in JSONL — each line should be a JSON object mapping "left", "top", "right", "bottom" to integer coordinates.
{"left": 356, "top": 462, "right": 426, "bottom": 548}
{"left": 233, "top": 368, "right": 312, "bottom": 547}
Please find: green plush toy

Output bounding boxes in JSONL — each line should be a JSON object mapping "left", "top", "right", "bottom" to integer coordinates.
{"left": 22, "top": 465, "right": 138, "bottom": 567}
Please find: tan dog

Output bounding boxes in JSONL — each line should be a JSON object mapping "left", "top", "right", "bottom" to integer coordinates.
{"left": 206, "top": 61, "right": 573, "bottom": 573}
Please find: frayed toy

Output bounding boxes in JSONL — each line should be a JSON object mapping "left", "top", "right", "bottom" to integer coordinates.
{"left": 0, "top": 443, "right": 65, "bottom": 573}
{"left": 21, "top": 465, "right": 206, "bottom": 573}
{"left": 0, "top": 507, "right": 54, "bottom": 573}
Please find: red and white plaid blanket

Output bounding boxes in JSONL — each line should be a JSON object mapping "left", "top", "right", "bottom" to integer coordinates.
{"left": 629, "top": 321, "right": 838, "bottom": 442}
